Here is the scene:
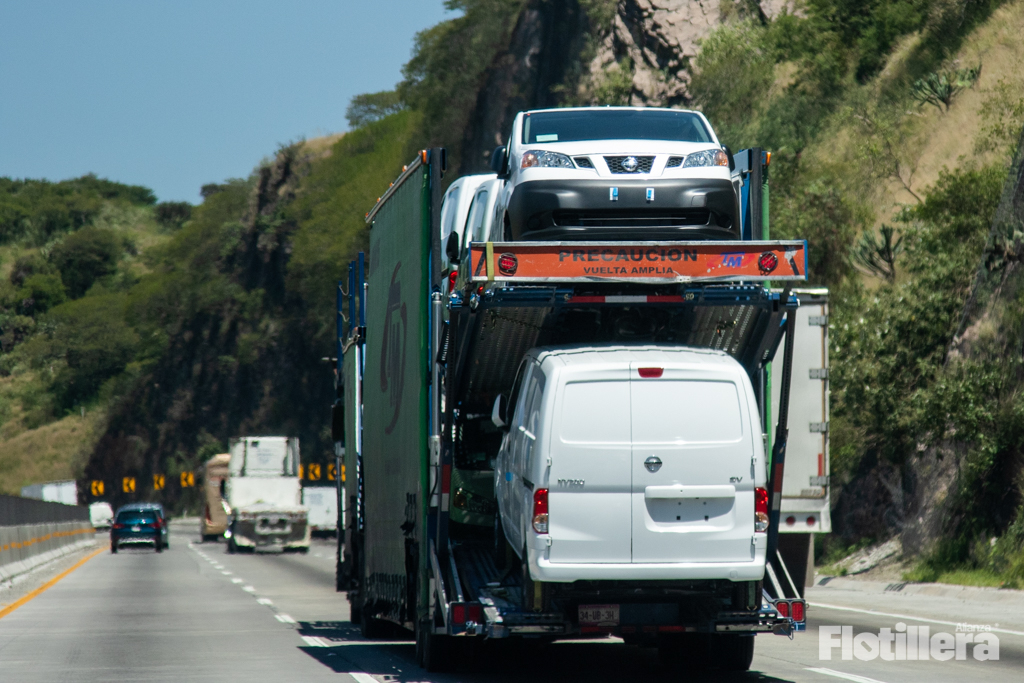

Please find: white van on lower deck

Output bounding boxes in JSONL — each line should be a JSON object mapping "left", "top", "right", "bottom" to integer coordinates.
{"left": 494, "top": 345, "right": 769, "bottom": 583}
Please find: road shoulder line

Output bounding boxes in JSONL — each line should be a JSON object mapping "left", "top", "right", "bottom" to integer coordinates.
{"left": 810, "top": 601, "right": 1024, "bottom": 636}
{"left": 0, "top": 546, "right": 105, "bottom": 620}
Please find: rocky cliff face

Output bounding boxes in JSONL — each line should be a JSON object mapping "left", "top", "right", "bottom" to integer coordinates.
{"left": 459, "top": 0, "right": 795, "bottom": 174}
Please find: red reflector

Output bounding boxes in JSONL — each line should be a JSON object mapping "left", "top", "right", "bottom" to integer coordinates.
{"left": 112, "top": 524, "right": 125, "bottom": 530}
{"left": 497, "top": 252, "right": 518, "bottom": 276}
{"left": 658, "top": 625, "right": 684, "bottom": 632}
{"left": 806, "top": 516, "right": 816, "bottom": 527}
{"left": 786, "top": 516, "right": 796, "bottom": 526}
{"left": 452, "top": 603, "right": 466, "bottom": 625}
{"left": 755, "top": 487, "right": 768, "bottom": 515}
{"left": 792, "top": 600, "right": 805, "bottom": 622}
{"left": 467, "top": 603, "right": 482, "bottom": 624}
{"left": 448, "top": 270, "right": 458, "bottom": 294}
{"left": 637, "top": 367, "right": 663, "bottom": 378}
{"left": 776, "top": 600, "right": 790, "bottom": 618}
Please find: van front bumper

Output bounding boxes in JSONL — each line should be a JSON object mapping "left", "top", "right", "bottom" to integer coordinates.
{"left": 507, "top": 178, "right": 739, "bottom": 241}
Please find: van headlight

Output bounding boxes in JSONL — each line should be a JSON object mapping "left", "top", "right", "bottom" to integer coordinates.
{"left": 683, "top": 149, "right": 729, "bottom": 167}
{"left": 521, "top": 150, "right": 574, "bottom": 169}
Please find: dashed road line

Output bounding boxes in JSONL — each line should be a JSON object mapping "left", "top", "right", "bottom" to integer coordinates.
{"left": 301, "top": 635, "right": 331, "bottom": 647}
{"left": 257, "top": 598, "right": 273, "bottom": 605}
{"left": 276, "top": 614, "right": 296, "bottom": 623}
{"left": 231, "top": 578, "right": 243, "bottom": 584}
{"left": 350, "top": 674, "right": 377, "bottom": 683}
{"left": 242, "top": 585, "right": 256, "bottom": 593}
{"left": 806, "top": 668, "right": 889, "bottom": 683}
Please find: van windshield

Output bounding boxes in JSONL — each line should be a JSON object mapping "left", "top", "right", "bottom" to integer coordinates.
{"left": 522, "top": 110, "right": 713, "bottom": 144}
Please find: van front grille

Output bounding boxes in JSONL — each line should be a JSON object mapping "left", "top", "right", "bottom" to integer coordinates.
{"left": 605, "top": 156, "right": 654, "bottom": 174}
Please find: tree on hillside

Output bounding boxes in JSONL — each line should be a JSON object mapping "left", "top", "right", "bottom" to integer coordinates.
{"left": 49, "top": 227, "right": 125, "bottom": 298}
{"left": 346, "top": 90, "right": 404, "bottom": 129}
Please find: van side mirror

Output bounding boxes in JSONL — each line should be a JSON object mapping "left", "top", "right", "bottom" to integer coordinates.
{"left": 490, "top": 146, "right": 507, "bottom": 177}
{"left": 492, "top": 394, "right": 508, "bottom": 430}
{"left": 446, "top": 231, "right": 461, "bottom": 265}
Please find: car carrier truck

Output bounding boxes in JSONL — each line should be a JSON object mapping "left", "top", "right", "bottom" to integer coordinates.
{"left": 334, "top": 146, "right": 815, "bottom": 672}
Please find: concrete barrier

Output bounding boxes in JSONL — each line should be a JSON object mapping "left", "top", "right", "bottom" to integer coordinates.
{"left": 0, "top": 522, "right": 97, "bottom": 583}
{"left": 0, "top": 492, "right": 96, "bottom": 584}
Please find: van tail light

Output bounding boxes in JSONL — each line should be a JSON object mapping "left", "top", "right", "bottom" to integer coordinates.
{"left": 467, "top": 602, "right": 482, "bottom": 624}
{"left": 754, "top": 487, "right": 769, "bottom": 532}
{"left": 452, "top": 603, "right": 466, "bottom": 625}
{"left": 532, "top": 488, "right": 549, "bottom": 534}
{"left": 637, "top": 367, "right": 663, "bottom": 378}
{"left": 791, "top": 600, "right": 805, "bottom": 622}
{"left": 776, "top": 600, "right": 790, "bottom": 618}
{"left": 112, "top": 523, "right": 125, "bottom": 530}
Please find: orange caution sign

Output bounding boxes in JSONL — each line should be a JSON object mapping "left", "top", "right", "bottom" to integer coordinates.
{"left": 307, "top": 464, "right": 321, "bottom": 481}
{"left": 180, "top": 471, "right": 195, "bottom": 488}
{"left": 468, "top": 240, "right": 808, "bottom": 284}
{"left": 153, "top": 474, "right": 165, "bottom": 491}
{"left": 327, "top": 464, "right": 337, "bottom": 481}
{"left": 122, "top": 477, "right": 136, "bottom": 493}
{"left": 90, "top": 480, "right": 105, "bottom": 496}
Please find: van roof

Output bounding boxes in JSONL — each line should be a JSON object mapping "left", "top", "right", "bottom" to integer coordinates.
{"left": 531, "top": 345, "right": 740, "bottom": 370}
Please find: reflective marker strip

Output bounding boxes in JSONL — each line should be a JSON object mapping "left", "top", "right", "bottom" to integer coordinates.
{"left": 441, "top": 464, "right": 451, "bottom": 511}
{"left": 485, "top": 242, "right": 494, "bottom": 281}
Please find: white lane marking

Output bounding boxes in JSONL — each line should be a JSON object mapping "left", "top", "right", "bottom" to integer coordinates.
{"left": 276, "top": 614, "right": 296, "bottom": 623}
{"left": 257, "top": 598, "right": 273, "bottom": 605}
{"left": 806, "top": 668, "right": 888, "bottom": 683}
{"left": 221, "top": 571, "right": 232, "bottom": 576}
{"left": 302, "top": 635, "right": 331, "bottom": 647}
{"left": 810, "top": 602, "right": 1024, "bottom": 637}
{"left": 231, "top": 578, "right": 243, "bottom": 584}
{"left": 242, "top": 585, "right": 256, "bottom": 593}
{"left": 351, "top": 674, "right": 377, "bottom": 683}
{"left": 323, "top": 641, "right": 411, "bottom": 647}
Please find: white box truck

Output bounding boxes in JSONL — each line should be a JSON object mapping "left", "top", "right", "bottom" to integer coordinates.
{"left": 225, "top": 436, "right": 310, "bottom": 554}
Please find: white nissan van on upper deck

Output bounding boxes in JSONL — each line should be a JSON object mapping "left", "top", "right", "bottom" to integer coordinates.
{"left": 493, "top": 345, "right": 769, "bottom": 584}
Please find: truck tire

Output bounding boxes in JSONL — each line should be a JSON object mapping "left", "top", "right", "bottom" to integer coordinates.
{"left": 227, "top": 536, "right": 237, "bottom": 554}
{"left": 714, "top": 634, "right": 755, "bottom": 671}
{"left": 659, "top": 634, "right": 709, "bottom": 672}
{"left": 419, "top": 620, "right": 453, "bottom": 672}
{"left": 360, "top": 604, "right": 388, "bottom": 639}
{"left": 349, "top": 597, "right": 362, "bottom": 625}
{"left": 110, "top": 540, "right": 117, "bottom": 554}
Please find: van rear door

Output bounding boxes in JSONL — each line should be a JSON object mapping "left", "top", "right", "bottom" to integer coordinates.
{"left": 547, "top": 370, "right": 632, "bottom": 564}
{"left": 629, "top": 363, "right": 755, "bottom": 563}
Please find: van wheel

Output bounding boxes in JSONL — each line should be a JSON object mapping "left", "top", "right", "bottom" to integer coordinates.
{"left": 110, "top": 540, "right": 118, "bottom": 554}
{"left": 155, "top": 541, "right": 163, "bottom": 553}
{"left": 348, "top": 596, "right": 362, "bottom": 624}
{"left": 227, "top": 536, "right": 237, "bottom": 554}
{"left": 714, "top": 634, "right": 755, "bottom": 671}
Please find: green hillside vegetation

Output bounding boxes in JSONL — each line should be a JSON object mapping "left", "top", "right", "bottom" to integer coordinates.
{"left": 688, "top": 0, "right": 1024, "bottom": 584}
{"left": 3, "top": 0, "right": 1024, "bottom": 588}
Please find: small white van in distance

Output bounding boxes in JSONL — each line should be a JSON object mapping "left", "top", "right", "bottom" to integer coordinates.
{"left": 493, "top": 345, "right": 769, "bottom": 583}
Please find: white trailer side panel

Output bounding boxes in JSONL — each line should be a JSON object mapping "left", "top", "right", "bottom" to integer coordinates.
{"left": 771, "top": 289, "right": 830, "bottom": 533}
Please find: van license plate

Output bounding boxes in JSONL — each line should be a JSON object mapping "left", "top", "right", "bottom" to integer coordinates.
{"left": 131, "top": 526, "right": 141, "bottom": 532}
{"left": 579, "top": 604, "right": 619, "bottom": 626}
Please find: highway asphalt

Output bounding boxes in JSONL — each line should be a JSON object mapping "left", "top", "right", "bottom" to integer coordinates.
{"left": 0, "top": 523, "right": 1021, "bottom": 682}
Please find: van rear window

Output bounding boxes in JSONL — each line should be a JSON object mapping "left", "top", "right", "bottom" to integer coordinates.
{"left": 631, "top": 380, "right": 743, "bottom": 443}
{"left": 560, "top": 381, "right": 630, "bottom": 443}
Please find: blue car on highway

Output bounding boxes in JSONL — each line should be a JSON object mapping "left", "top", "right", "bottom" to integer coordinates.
{"left": 111, "top": 504, "right": 166, "bottom": 553}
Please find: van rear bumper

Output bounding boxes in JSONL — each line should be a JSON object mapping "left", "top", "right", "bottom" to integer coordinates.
{"left": 530, "top": 548, "right": 766, "bottom": 583}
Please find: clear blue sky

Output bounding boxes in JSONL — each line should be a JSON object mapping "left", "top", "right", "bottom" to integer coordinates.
{"left": 0, "top": 1, "right": 453, "bottom": 203}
